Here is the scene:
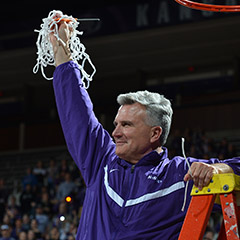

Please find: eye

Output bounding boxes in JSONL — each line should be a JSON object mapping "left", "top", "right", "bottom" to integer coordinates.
{"left": 122, "top": 121, "right": 132, "bottom": 127}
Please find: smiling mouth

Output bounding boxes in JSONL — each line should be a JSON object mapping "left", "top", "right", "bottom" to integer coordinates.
{"left": 115, "top": 142, "right": 126, "bottom": 146}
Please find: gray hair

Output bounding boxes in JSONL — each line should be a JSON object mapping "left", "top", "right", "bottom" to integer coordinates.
{"left": 117, "top": 90, "right": 173, "bottom": 146}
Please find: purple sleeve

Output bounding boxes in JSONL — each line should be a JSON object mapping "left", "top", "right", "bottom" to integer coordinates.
{"left": 220, "top": 157, "right": 240, "bottom": 175}
{"left": 187, "top": 157, "right": 240, "bottom": 175}
{"left": 53, "top": 61, "right": 116, "bottom": 186}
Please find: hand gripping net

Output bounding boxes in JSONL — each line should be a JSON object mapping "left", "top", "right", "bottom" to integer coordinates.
{"left": 33, "top": 10, "right": 96, "bottom": 89}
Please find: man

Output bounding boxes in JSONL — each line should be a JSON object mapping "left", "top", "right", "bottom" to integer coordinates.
{"left": 50, "top": 22, "right": 240, "bottom": 239}
{"left": 56, "top": 172, "right": 77, "bottom": 202}
{"left": 0, "top": 225, "right": 15, "bottom": 240}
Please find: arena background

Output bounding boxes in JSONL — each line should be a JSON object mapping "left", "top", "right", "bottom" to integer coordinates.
{"left": 0, "top": 1, "right": 240, "bottom": 239}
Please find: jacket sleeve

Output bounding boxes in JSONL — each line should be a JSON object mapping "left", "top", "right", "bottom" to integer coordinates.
{"left": 218, "top": 157, "right": 240, "bottom": 175}
{"left": 187, "top": 157, "right": 240, "bottom": 176}
{"left": 53, "top": 61, "right": 116, "bottom": 187}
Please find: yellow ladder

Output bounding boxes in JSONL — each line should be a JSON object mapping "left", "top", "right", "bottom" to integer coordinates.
{"left": 179, "top": 173, "right": 240, "bottom": 240}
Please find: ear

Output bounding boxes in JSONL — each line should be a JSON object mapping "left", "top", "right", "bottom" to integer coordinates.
{"left": 150, "top": 126, "right": 162, "bottom": 144}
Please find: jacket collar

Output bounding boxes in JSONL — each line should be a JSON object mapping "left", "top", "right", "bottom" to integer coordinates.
{"left": 117, "top": 147, "right": 169, "bottom": 168}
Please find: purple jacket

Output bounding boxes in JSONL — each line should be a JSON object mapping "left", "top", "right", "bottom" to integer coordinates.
{"left": 53, "top": 61, "right": 240, "bottom": 240}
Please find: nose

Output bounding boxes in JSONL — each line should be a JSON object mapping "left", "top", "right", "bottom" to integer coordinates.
{"left": 112, "top": 124, "right": 122, "bottom": 139}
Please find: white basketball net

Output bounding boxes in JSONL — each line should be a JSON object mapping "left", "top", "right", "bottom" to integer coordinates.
{"left": 33, "top": 10, "right": 96, "bottom": 89}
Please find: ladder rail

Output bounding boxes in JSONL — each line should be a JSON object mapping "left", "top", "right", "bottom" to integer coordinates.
{"left": 178, "top": 194, "right": 216, "bottom": 239}
{"left": 178, "top": 173, "right": 240, "bottom": 240}
{"left": 219, "top": 193, "right": 240, "bottom": 239}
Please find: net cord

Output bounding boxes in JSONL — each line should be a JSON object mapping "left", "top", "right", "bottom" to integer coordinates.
{"left": 33, "top": 10, "right": 96, "bottom": 89}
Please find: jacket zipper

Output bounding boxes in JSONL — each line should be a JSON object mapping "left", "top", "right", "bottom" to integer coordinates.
{"left": 112, "top": 164, "right": 135, "bottom": 240}
{"left": 131, "top": 164, "right": 135, "bottom": 173}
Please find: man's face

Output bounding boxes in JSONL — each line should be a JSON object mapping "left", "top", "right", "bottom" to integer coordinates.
{"left": 112, "top": 103, "right": 154, "bottom": 164}
{"left": 1, "top": 229, "right": 9, "bottom": 238}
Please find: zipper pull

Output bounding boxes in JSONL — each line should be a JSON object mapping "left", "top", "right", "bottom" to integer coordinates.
{"left": 131, "top": 165, "right": 135, "bottom": 173}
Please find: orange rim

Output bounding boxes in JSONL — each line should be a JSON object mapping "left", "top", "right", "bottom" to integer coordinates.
{"left": 175, "top": 0, "right": 240, "bottom": 12}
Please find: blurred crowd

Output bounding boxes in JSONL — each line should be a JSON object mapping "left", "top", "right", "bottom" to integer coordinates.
{"left": 0, "top": 158, "right": 85, "bottom": 240}
{"left": 168, "top": 128, "right": 237, "bottom": 160}
{"left": 0, "top": 128, "right": 238, "bottom": 240}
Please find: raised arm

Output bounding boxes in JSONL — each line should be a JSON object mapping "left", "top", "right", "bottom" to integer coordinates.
{"left": 51, "top": 22, "right": 116, "bottom": 186}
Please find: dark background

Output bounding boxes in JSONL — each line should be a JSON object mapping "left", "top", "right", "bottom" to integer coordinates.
{"left": 1, "top": 0, "right": 240, "bottom": 152}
